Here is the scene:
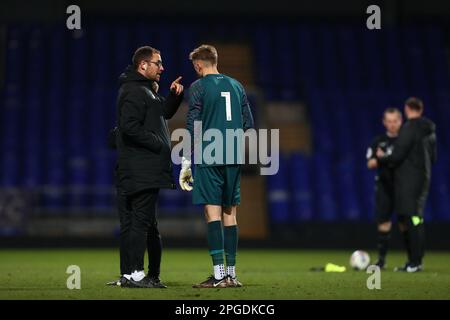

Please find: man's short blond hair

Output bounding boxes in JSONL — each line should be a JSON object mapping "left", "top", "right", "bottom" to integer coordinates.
{"left": 383, "top": 107, "right": 402, "bottom": 119}
{"left": 189, "top": 44, "right": 218, "bottom": 65}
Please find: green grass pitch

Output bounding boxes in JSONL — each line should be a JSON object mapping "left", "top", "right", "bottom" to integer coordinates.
{"left": 1, "top": 249, "right": 449, "bottom": 300}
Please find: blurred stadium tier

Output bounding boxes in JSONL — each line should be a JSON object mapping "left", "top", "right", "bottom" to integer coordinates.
{"left": 1, "top": 1, "right": 450, "bottom": 248}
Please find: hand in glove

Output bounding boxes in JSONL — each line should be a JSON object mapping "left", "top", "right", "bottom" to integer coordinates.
{"left": 179, "top": 156, "right": 193, "bottom": 191}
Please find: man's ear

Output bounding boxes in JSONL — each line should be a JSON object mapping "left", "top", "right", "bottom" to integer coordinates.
{"left": 139, "top": 61, "right": 147, "bottom": 71}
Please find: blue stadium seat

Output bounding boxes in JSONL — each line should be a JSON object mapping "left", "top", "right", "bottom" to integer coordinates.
{"left": 334, "top": 157, "right": 360, "bottom": 220}
{"left": 274, "top": 25, "right": 296, "bottom": 100}
{"left": 289, "top": 153, "right": 313, "bottom": 221}
{"left": 385, "top": 28, "right": 406, "bottom": 91}
{"left": 312, "top": 154, "right": 337, "bottom": 221}
{"left": 267, "top": 154, "right": 291, "bottom": 223}
{"left": 112, "top": 24, "right": 132, "bottom": 78}
{"left": 337, "top": 27, "right": 361, "bottom": 90}
{"left": 297, "top": 26, "right": 319, "bottom": 91}
{"left": 41, "top": 187, "right": 66, "bottom": 210}
{"left": 319, "top": 27, "right": 339, "bottom": 90}
{"left": 253, "top": 25, "right": 273, "bottom": 90}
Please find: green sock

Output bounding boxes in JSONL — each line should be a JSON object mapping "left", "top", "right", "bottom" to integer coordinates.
{"left": 224, "top": 225, "right": 238, "bottom": 266}
{"left": 207, "top": 221, "right": 224, "bottom": 265}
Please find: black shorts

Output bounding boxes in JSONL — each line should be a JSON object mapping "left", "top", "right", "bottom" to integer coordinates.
{"left": 374, "top": 179, "right": 395, "bottom": 224}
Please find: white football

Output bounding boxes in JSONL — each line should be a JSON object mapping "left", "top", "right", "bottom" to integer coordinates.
{"left": 350, "top": 250, "right": 370, "bottom": 270}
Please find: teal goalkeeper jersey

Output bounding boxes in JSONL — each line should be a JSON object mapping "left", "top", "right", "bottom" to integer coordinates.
{"left": 187, "top": 74, "right": 254, "bottom": 166}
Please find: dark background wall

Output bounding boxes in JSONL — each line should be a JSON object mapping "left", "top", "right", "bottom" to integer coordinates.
{"left": 1, "top": 0, "right": 450, "bottom": 22}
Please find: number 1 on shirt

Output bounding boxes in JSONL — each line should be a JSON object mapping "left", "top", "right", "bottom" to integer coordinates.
{"left": 221, "top": 91, "right": 232, "bottom": 121}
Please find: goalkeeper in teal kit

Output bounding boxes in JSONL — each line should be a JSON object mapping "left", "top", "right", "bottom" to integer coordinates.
{"left": 179, "top": 44, "right": 254, "bottom": 288}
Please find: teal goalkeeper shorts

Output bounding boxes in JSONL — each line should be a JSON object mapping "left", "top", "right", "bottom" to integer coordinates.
{"left": 192, "top": 165, "right": 241, "bottom": 206}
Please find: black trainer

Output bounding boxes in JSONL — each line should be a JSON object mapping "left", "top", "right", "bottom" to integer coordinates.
{"left": 129, "top": 276, "right": 167, "bottom": 288}
{"left": 148, "top": 276, "right": 168, "bottom": 288}
{"left": 118, "top": 276, "right": 133, "bottom": 287}
{"left": 193, "top": 275, "right": 227, "bottom": 288}
{"left": 394, "top": 262, "right": 408, "bottom": 272}
{"left": 406, "top": 263, "right": 423, "bottom": 273}
{"left": 106, "top": 276, "right": 132, "bottom": 287}
{"left": 374, "top": 259, "right": 386, "bottom": 269}
{"left": 394, "top": 262, "right": 423, "bottom": 273}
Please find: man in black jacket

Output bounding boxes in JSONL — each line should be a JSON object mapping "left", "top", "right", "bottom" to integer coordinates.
{"left": 367, "top": 108, "right": 402, "bottom": 269}
{"left": 106, "top": 84, "right": 171, "bottom": 288}
{"left": 112, "top": 46, "right": 184, "bottom": 288}
{"left": 376, "top": 97, "right": 437, "bottom": 272}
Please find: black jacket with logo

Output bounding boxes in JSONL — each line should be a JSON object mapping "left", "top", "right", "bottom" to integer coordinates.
{"left": 367, "top": 133, "right": 397, "bottom": 188}
{"left": 113, "top": 66, "right": 183, "bottom": 195}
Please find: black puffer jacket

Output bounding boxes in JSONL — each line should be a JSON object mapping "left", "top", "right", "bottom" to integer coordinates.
{"left": 115, "top": 66, "right": 183, "bottom": 195}
{"left": 379, "top": 117, "right": 437, "bottom": 216}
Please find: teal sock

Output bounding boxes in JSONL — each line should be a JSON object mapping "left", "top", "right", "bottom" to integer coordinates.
{"left": 224, "top": 225, "right": 238, "bottom": 266}
{"left": 207, "top": 221, "right": 224, "bottom": 265}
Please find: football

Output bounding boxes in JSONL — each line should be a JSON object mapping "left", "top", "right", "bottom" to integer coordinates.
{"left": 350, "top": 250, "right": 371, "bottom": 270}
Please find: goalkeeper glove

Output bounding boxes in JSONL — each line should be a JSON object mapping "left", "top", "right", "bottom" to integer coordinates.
{"left": 179, "top": 156, "right": 193, "bottom": 191}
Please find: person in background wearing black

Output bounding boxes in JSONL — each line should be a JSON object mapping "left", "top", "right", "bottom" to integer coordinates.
{"left": 375, "top": 97, "right": 437, "bottom": 273}
{"left": 367, "top": 108, "right": 402, "bottom": 269}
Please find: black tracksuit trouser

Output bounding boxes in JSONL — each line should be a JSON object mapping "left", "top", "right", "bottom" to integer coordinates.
{"left": 117, "top": 187, "right": 162, "bottom": 277}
